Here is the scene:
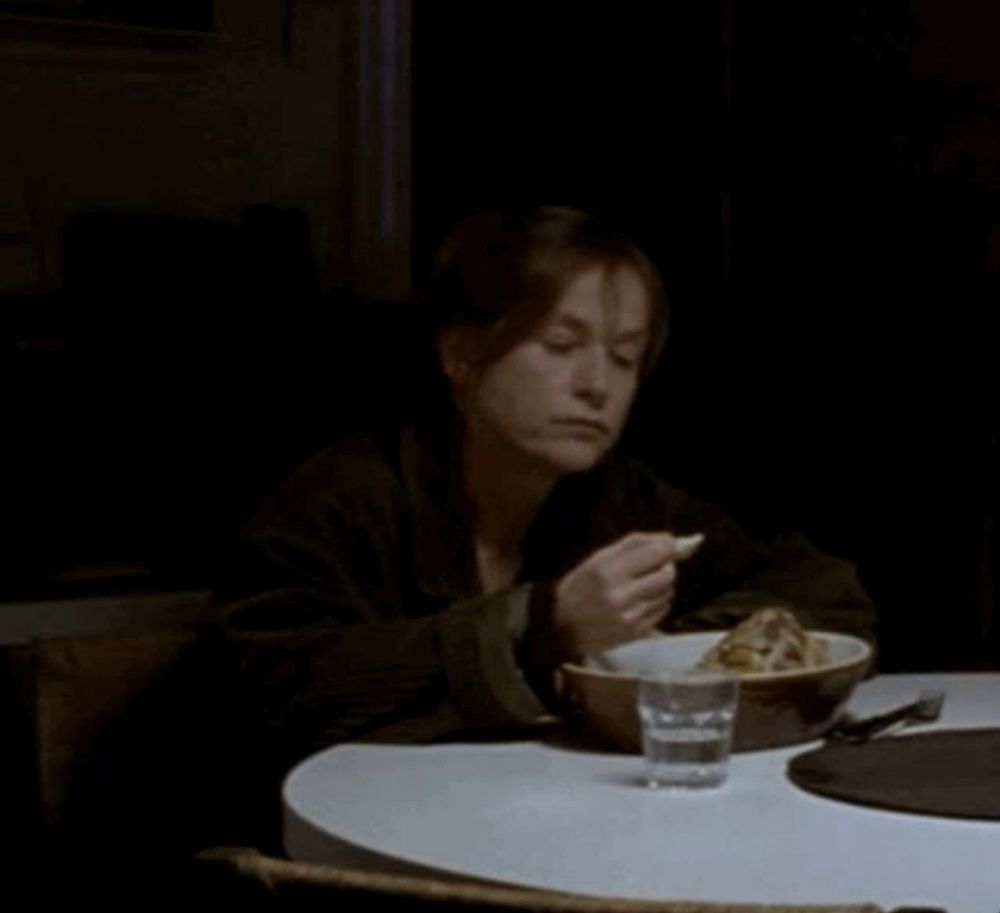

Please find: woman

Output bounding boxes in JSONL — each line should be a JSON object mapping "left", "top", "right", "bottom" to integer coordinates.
{"left": 214, "top": 206, "right": 877, "bottom": 797}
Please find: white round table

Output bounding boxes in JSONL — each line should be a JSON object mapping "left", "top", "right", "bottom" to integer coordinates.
{"left": 283, "top": 673, "right": 1000, "bottom": 913}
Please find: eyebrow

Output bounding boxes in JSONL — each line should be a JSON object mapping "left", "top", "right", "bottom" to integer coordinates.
{"left": 549, "top": 314, "right": 589, "bottom": 333}
{"left": 611, "top": 329, "right": 648, "bottom": 345}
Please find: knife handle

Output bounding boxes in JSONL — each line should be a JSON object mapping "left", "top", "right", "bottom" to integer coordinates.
{"left": 827, "top": 704, "right": 917, "bottom": 744}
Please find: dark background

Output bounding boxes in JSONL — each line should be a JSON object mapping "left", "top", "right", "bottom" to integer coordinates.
{"left": 0, "top": 1, "right": 214, "bottom": 31}
{"left": 412, "top": 1, "right": 1000, "bottom": 671}
{"left": 5, "top": 0, "right": 999, "bottom": 671}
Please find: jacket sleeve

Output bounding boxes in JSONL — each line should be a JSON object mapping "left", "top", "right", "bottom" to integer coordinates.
{"left": 210, "top": 461, "right": 548, "bottom": 774}
{"left": 642, "top": 472, "right": 880, "bottom": 649}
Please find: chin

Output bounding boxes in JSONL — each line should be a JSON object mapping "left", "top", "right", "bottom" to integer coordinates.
{"left": 531, "top": 440, "right": 608, "bottom": 476}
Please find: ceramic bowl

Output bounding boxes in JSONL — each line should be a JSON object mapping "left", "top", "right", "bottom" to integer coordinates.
{"left": 560, "top": 631, "right": 874, "bottom": 752}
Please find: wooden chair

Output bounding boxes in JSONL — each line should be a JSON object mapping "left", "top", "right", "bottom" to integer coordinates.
{"left": 191, "top": 846, "right": 942, "bottom": 913}
{"left": 3, "top": 625, "right": 231, "bottom": 901}
{"left": 27, "top": 627, "right": 200, "bottom": 828}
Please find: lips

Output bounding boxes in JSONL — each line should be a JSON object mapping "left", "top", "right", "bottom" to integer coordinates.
{"left": 553, "top": 418, "right": 610, "bottom": 436}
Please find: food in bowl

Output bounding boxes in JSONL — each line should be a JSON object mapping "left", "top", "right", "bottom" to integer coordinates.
{"left": 560, "top": 615, "right": 874, "bottom": 752}
{"left": 696, "top": 607, "right": 829, "bottom": 673}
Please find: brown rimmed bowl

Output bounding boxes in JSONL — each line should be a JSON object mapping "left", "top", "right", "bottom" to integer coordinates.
{"left": 560, "top": 631, "right": 874, "bottom": 753}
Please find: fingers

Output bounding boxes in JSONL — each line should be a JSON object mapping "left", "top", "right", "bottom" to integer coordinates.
{"left": 604, "top": 532, "right": 678, "bottom": 578}
{"left": 619, "top": 559, "right": 676, "bottom": 604}
{"left": 632, "top": 607, "right": 670, "bottom": 639}
{"left": 564, "top": 583, "right": 673, "bottom": 654}
{"left": 622, "top": 577, "right": 674, "bottom": 619}
{"left": 587, "top": 597, "right": 671, "bottom": 654}
{"left": 602, "top": 531, "right": 705, "bottom": 579}
{"left": 555, "top": 530, "right": 702, "bottom": 656}
{"left": 573, "top": 611, "right": 668, "bottom": 656}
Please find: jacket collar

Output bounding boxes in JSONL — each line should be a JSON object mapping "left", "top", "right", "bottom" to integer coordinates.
{"left": 399, "top": 420, "right": 480, "bottom": 600}
{"left": 398, "top": 418, "right": 628, "bottom": 601}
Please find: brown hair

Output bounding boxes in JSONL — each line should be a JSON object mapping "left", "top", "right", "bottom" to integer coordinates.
{"left": 424, "top": 205, "right": 669, "bottom": 379}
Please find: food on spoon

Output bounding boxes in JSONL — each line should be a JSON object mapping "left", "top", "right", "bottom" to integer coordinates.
{"left": 696, "top": 607, "right": 829, "bottom": 673}
{"left": 673, "top": 533, "right": 705, "bottom": 562}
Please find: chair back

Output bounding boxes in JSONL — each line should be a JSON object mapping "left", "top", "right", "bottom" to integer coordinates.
{"left": 192, "top": 846, "right": 916, "bottom": 913}
{"left": 29, "top": 627, "right": 199, "bottom": 827}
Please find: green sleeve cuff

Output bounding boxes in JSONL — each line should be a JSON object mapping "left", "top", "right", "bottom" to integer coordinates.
{"left": 438, "top": 585, "right": 549, "bottom": 727}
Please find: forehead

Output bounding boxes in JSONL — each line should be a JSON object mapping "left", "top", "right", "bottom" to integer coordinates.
{"left": 546, "top": 265, "right": 650, "bottom": 333}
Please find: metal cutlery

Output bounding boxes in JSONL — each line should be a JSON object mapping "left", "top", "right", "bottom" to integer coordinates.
{"left": 826, "top": 689, "right": 946, "bottom": 744}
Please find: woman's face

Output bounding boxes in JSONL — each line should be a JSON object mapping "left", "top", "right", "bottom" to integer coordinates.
{"left": 452, "top": 265, "right": 651, "bottom": 476}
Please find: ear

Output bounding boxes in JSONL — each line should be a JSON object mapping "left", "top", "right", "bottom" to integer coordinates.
{"left": 436, "top": 326, "right": 476, "bottom": 389}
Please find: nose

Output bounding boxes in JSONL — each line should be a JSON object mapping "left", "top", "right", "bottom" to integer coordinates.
{"left": 572, "top": 344, "right": 610, "bottom": 407}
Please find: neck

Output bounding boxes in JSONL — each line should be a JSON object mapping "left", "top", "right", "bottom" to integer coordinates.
{"left": 461, "top": 428, "right": 558, "bottom": 555}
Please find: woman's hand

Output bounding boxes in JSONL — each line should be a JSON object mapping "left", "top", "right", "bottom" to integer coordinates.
{"left": 551, "top": 531, "right": 703, "bottom": 657}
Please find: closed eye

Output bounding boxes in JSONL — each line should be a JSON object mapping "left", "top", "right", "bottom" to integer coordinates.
{"left": 611, "top": 346, "right": 642, "bottom": 368}
{"left": 541, "top": 329, "right": 581, "bottom": 352}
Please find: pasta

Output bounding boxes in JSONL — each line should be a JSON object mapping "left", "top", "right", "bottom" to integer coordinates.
{"left": 697, "top": 607, "right": 829, "bottom": 674}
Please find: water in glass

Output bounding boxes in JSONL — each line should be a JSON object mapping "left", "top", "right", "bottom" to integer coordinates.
{"left": 639, "top": 705, "right": 735, "bottom": 788}
{"left": 637, "top": 669, "right": 738, "bottom": 789}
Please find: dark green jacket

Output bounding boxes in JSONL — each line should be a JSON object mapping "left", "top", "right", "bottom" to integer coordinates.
{"left": 214, "top": 422, "right": 878, "bottom": 771}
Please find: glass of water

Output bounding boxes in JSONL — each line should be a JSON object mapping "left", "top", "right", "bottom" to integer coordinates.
{"left": 637, "top": 669, "right": 739, "bottom": 789}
